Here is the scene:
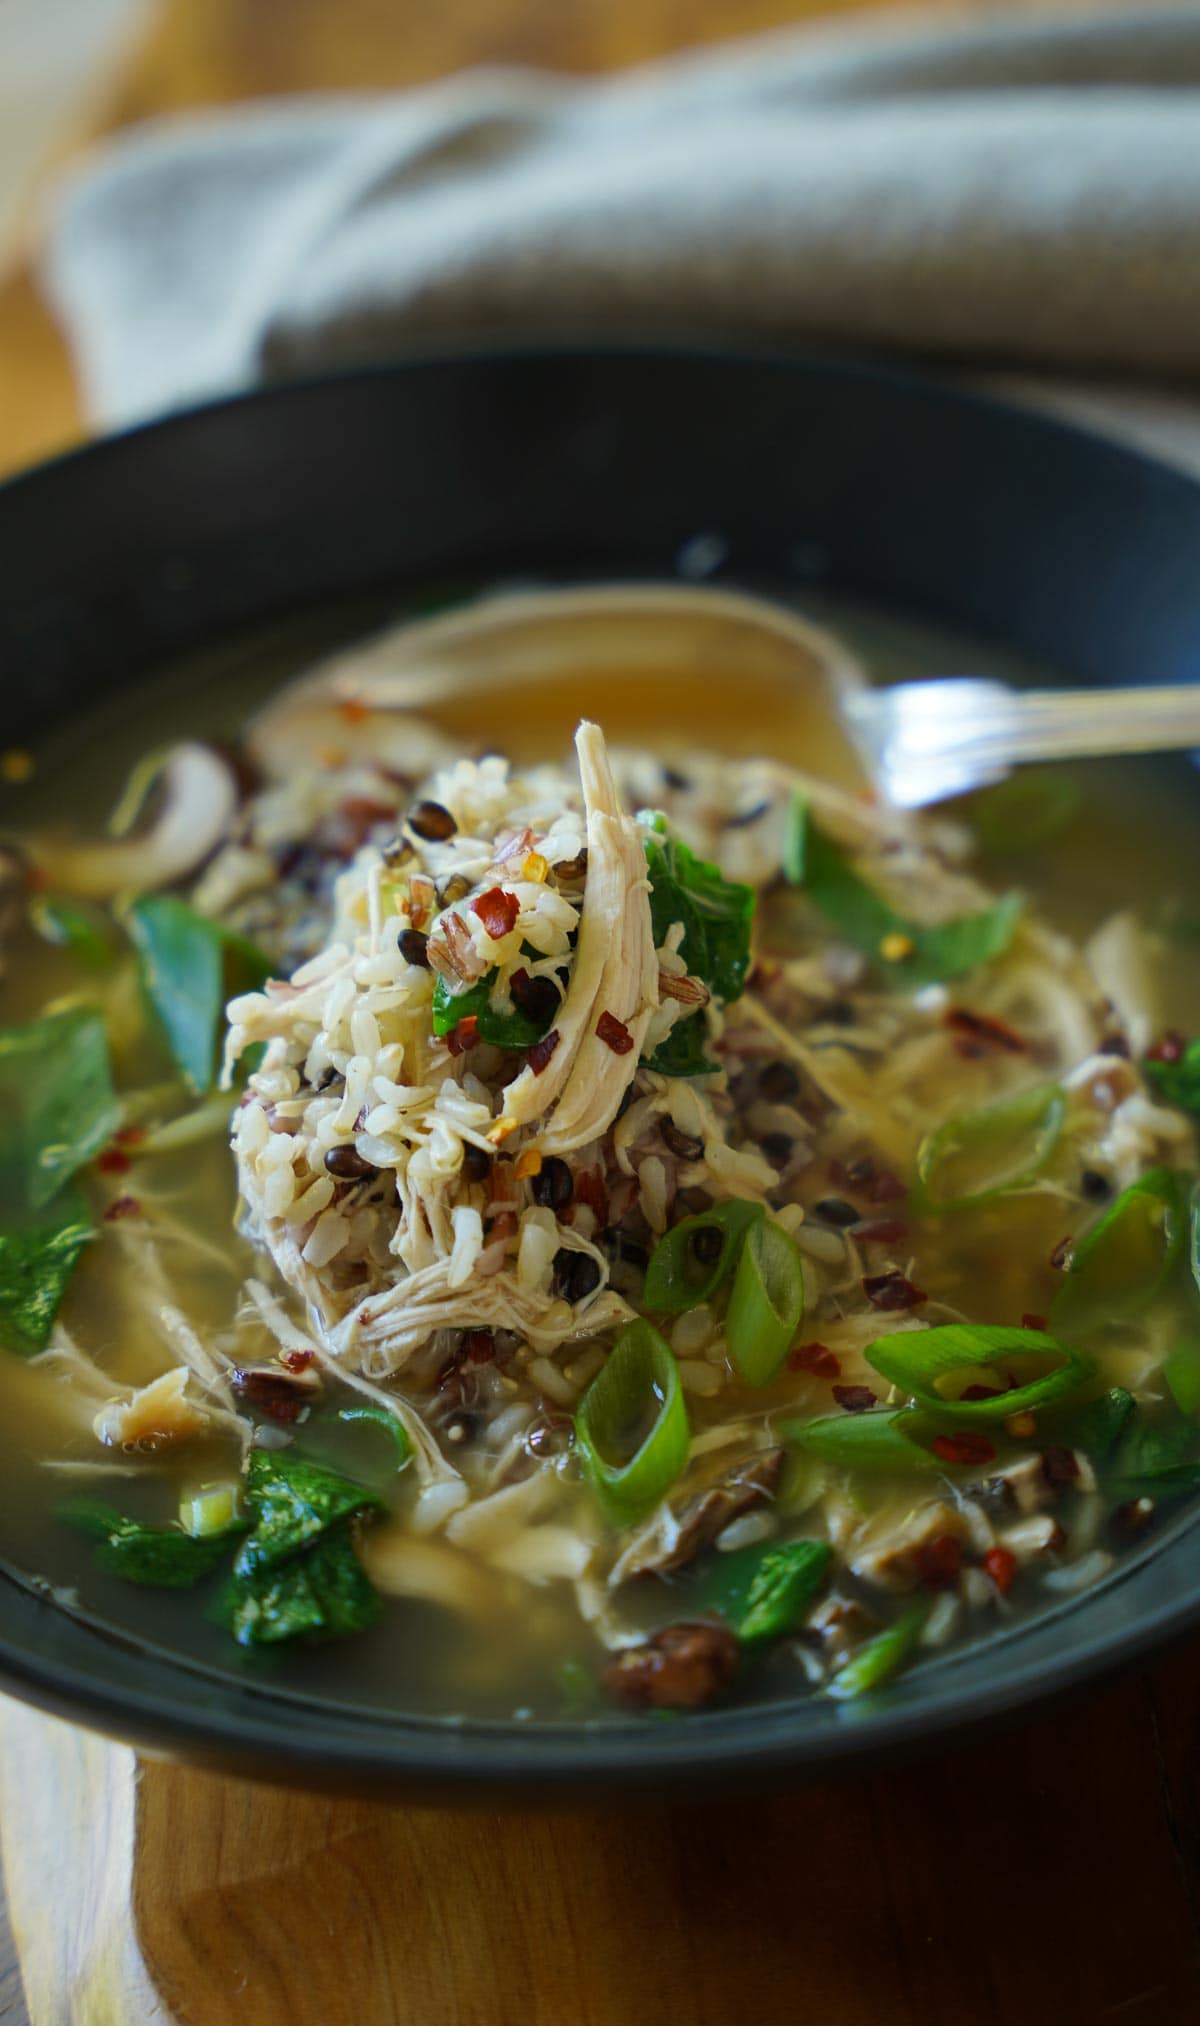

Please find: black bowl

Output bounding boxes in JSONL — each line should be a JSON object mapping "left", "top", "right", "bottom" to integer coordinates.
{"left": 3, "top": 344, "right": 1200, "bottom": 1798}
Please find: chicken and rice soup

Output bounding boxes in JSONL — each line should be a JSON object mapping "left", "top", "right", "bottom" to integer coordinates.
{"left": 2, "top": 592, "right": 1200, "bottom": 1720}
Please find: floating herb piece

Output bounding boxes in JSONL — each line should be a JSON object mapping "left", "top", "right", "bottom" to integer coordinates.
{"left": 1143, "top": 1039, "right": 1200, "bottom": 1115}
{"left": 62, "top": 1499, "right": 245, "bottom": 1588}
{"left": 232, "top": 1449, "right": 385, "bottom": 1578}
{"left": 644, "top": 829, "right": 755, "bottom": 1005}
{"left": 227, "top": 1520, "right": 381, "bottom": 1646}
{"left": 643, "top": 1200, "right": 764, "bottom": 1314}
{"left": 1051, "top": 1168, "right": 1184, "bottom": 1334}
{"left": 1051, "top": 1386, "right": 1136, "bottom": 1463}
{"left": 865, "top": 1324, "right": 1093, "bottom": 1422}
{"left": 0, "top": 1006, "right": 119, "bottom": 1217}
{"left": 128, "top": 895, "right": 271, "bottom": 1093}
{"left": 699, "top": 1538, "right": 832, "bottom": 1648}
{"left": 967, "top": 771, "right": 1083, "bottom": 853}
{"left": 1107, "top": 1406, "right": 1200, "bottom": 1503}
{"left": 915, "top": 1084, "right": 1065, "bottom": 1212}
{"left": 574, "top": 1320, "right": 690, "bottom": 1523}
{"left": 431, "top": 969, "right": 553, "bottom": 1048}
{"left": 644, "top": 1012, "right": 717, "bottom": 1079}
{"left": 786, "top": 1407, "right": 954, "bottom": 1474}
{"left": 725, "top": 1216, "right": 806, "bottom": 1385}
{"left": 786, "top": 796, "right": 1021, "bottom": 989}
{"left": 0, "top": 1186, "right": 93, "bottom": 1356}
{"left": 330, "top": 1403, "right": 413, "bottom": 1472}
{"left": 828, "top": 1604, "right": 927, "bottom": 1700}
{"left": 30, "top": 893, "right": 118, "bottom": 968}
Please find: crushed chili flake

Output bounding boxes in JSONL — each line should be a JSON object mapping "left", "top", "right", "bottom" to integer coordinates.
{"left": 461, "top": 1329, "right": 497, "bottom": 1365}
{"left": 281, "top": 1349, "right": 315, "bottom": 1373}
{"left": 868, "top": 1170, "right": 907, "bottom": 1206}
{"left": 96, "top": 1148, "right": 131, "bottom": 1176}
{"left": 1021, "top": 1312, "right": 1048, "bottom": 1332}
{"left": 472, "top": 886, "right": 520, "bottom": 941}
{"left": 596, "top": 1009, "right": 635, "bottom": 1055}
{"left": 983, "top": 1546, "right": 1018, "bottom": 1595}
{"left": 114, "top": 1125, "right": 147, "bottom": 1149}
{"left": 514, "top": 1148, "right": 543, "bottom": 1181}
{"left": 527, "top": 1028, "right": 561, "bottom": 1075}
{"left": 1048, "top": 1236, "right": 1073, "bottom": 1272}
{"left": 1146, "top": 1028, "right": 1188, "bottom": 1065}
{"left": 337, "top": 698, "right": 372, "bottom": 725}
{"left": 931, "top": 1431, "right": 996, "bottom": 1466}
{"left": 1040, "top": 1445, "right": 1081, "bottom": 1489}
{"left": 914, "top": 1534, "right": 963, "bottom": 1589}
{"left": 102, "top": 1194, "right": 140, "bottom": 1222}
{"left": 943, "top": 1006, "right": 1027, "bottom": 1057}
{"left": 446, "top": 1014, "right": 479, "bottom": 1057}
{"left": 790, "top": 1341, "right": 841, "bottom": 1378}
{"left": 862, "top": 1270, "right": 927, "bottom": 1311}
{"left": 852, "top": 1218, "right": 907, "bottom": 1246}
{"left": 832, "top": 1384, "right": 876, "bottom": 1413}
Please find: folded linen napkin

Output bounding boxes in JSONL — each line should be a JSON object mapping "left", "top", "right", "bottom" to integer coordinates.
{"left": 40, "top": 3, "right": 1200, "bottom": 446}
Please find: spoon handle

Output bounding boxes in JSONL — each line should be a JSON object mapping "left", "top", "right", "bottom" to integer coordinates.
{"left": 849, "top": 680, "right": 1200, "bottom": 808}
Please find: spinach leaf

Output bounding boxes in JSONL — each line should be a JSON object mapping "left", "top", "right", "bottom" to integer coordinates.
{"left": 643, "top": 1012, "right": 717, "bottom": 1078}
{"left": 1107, "top": 1406, "right": 1200, "bottom": 1502}
{"left": 62, "top": 1500, "right": 244, "bottom": 1587}
{"left": 698, "top": 1538, "right": 831, "bottom": 1648}
{"left": 1050, "top": 1386, "right": 1135, "bottom": 1464}
{"left": 226, "top": 1520, "right": 380, "bottom": 1647}
{"left": 431, "top": 969, "right": 552, "bottom": 1048}
{"left": 232, "top": 1449, "right": 384, "bottom": 1578}
{"left": 0, "top": 1007, "right": 120, "bottom": 1217}
{"left": 128, "top": 896, "right": 270, "bottom": 1093}
{"left": 644, "top": 831, "right": 755, "bottom": 1006}
{"left": 1144, "top": 1040, "right": 1200, "bottom": 1115}
{"left": 0, "top": 1186, "right": 93, "bottom": 1356}
{"left": 787, "top": 795, "right": 1022, "bottom": 989}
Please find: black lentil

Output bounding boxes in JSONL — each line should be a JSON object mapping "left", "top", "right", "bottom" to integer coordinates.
{"left": 408, "top": 799, "right": 457, "bottom": 842}
{"left": 812, "top": 1196, "right": 862, "bottom": 1229}
{"left": 398, "top": 926, "right": 431, "bottom": 968}
{"left": 324, "top": 1145, "right": 379, "bottom": 1181}
{"left": 533, "top": 1156, "right": 574, "bottom": 1211}
{"left": 553, "top": 1249, "right": 602, "bottom": 1304}
{"left": 661, "top": 1120, "right": 704, "bottom": 1162}
{"left": 462, "top": 1143, "right": 491, "bottom": 1184}
{"left": 757, "top": 1060, "right": 800, "bottom": 1102}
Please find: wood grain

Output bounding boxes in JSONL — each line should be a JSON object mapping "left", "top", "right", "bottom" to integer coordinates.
{"left": 2, "top": 2, "right": 1199, "bottom": 2023}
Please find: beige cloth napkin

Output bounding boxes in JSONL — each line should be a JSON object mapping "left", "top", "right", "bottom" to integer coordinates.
{"left": 38, "top": 2, "right": 1200, "bottom": 473}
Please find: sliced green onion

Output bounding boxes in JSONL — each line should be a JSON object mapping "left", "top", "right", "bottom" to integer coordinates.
{"left": 1107, "top": 1407, "right": 1200, "bottom": 1502}
{"left": 725, "top": 1217, "right": 806, "bottom": 1386}
{"left": 699, "top": 1538, "right": 832, "bottom": 1649}
{"left": 332, "top": 1403, "right": 412, "bottom": 1471}
{"left": 827, "top": 1605, "right": 928, "bottom": 1701}
{"left": 1051, "top": 1168, "right": 1184, "bottom": 1333}
{"left": 967, "top": 770, "right": 1083, "bottom": 853}
{"left": 642, "top": 1200, "right": 763, "bottom": 1314}
{"left": 1144, "top": 1041, "right": 1200, "bottom": 1117}
{"left": 1165, "top": 1341, "right": 1200, "bottom": 1418}
{"left": 785, "top": 1408, "right": 952, "bottom": 1474}
{"left": 865, "top": 1323, "right": 1093, "bottom": 1423}
{"left": 915, "top": 1084, "right": 1065, "bottom": 1212}
{"left": 180, "top": 1483, "right": 243, "bottom": 1538}
{"left": 574, "top": 1320, "right": 690, "bottom": 1523}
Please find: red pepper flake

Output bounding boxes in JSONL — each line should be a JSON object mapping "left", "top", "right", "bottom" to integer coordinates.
{"left": 960, "top": 1384, "right": 1003, "bottom": 1402}
{"left": 338, "top": 698, "right": 372, "bottom": 726}
{"left": 462, "top": 1329, "right": 497, "bottom": 1365}
{"left": 943, "top": 1006, "right": 1027, "bottom": 1058}
{"left": 445, "top": 1014, "right": 479, "bottom": 1057}
{"left": 472, "top": 886, "right": 520, "bottom": 941}
{"left": 596, "top": 1009, "right": 635, "bottom": 1055}
{"left": 114, "top": 1125, "right": 147, "bottom": 1149}
{"left": 983, "top": 1545, "right": 1018, "bottom": 1595}
{"left": 931, "top": 1430, "right": 996, "bottom": 1466}
{"left": 852, "top": 1218, "right": 907, "bottom": 1246}
{"left": 868, "top": 1170, "right": 907, "bottom": 1206}
{"left": 527, "top": 1028, "right": 561, "bottom": 1075}
{"left": 1040, "top": 1445, "right": 1081, "bottom": 1489}
{"left": 862, "top": 1270, "right": 927, "bottom": 1311}
{"left": 914, "top": 1534, "right": 963, "bottom": 1589}
{"left": 832, "top": 1384, "right": 876, "bottom": 1413}
{"left": 282, "top": 1349, "right": 315, "bottom": 1373}
{"left": 1048, "top": 1236, "right": 1073, "bottom": 1272}
{"left": 1021, "top": 1312, "right": 1048, "bottom": 1332}
{"left": 340, "top": 796, "right": 396, "bottom": 831}
{"left": 790, "top": 1341, "right": 842, "bottom": 1377}
{"left": 574, "top": 1166, "right": 610, "bottom": 1228}
{"left": 102, "top": 1194, "right": 140, "bottom": 1222}
{"left": 1146, "top": 1028, "right": 1188, "bottom": 1065}
{"left": 96, "top": 1147, "right": 131, "bottom": 1176}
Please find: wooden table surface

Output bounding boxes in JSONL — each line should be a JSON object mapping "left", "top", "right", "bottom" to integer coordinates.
{"left": 3, "top": 3, "right": 1200, "bottom": 2023}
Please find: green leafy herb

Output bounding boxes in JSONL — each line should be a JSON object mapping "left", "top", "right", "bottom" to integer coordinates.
{"left": 915, "top": 1084, "right": 1065, "bottom": 1212}
{"left": 0, "top": 1006, "right": 119, "bottom": 1217}
{"left": 787, "top": 796, "right": 1021, "bottom": 989}
{"left": 62, "top": 1499, "right": 245, "bottom": 1588}
{"left": 227, "top": 1520, "right": 381, "bottom": 1646}
{"left": 127, "top": 896, "right": 271, "bottom": 1092}
{"left": 643, "top": 1012, "right": 716, "bottom": 1079}
{"left": 785, "top": 1408, "right": 952, "bottom": 1475}
{"left": 1051, "top": 1386, "right": 1136, "bottom": 1463}
{"left": 1107, "top": 1407, "right": 1200, "bottom": 1503}
{"left": 1051, "top": 1168, "right": 1184, "bottom": 1334}
{"left": 30, "top": 893, "right": 118, "bottom": 968}
{"left": 232, "top": 1449, "right": 384, "bottom": 1579}
{"left": 0, "top": 1185, "right": 93, "bottom": 1356}
{"left": 642, "top": 1200, "right": 764, "bottom": 1315}
{"left": 865, "top": 1324, "right": 1093, "bottom": 1423}
{"left": 699, "top": 1539, "right": 831, "bottom": 1649}
{"left": 725, "top": 1215, "right": 805, "bottom": 1386}
{"left": 827, "top": 1605, "right": 927, "bottom": 1701}
{"left": 574, "top": 1320, "right": 690, "bottom": 1523}
{"left": 431, "top": 969, "right": 553, "bottom": 1048}
{"left": 644, "top": 829, "right": 755, "bottom": 1006}
{"left": 1143, "top": 1040, "right": 1200, "bottom": 1116}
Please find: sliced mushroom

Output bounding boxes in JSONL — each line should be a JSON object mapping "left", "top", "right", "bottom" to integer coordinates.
{"left": 850, "top": 1500, "right": 970, "bottom": 1594}
{"left": 31, "top": 743, "right": 237, "bottom": 899}
{"left": 93, "top": 1367, "right": 208, "bottom": 1452}
{"left": 617, "top": 1446, "right": 785, "bottom": 1581}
